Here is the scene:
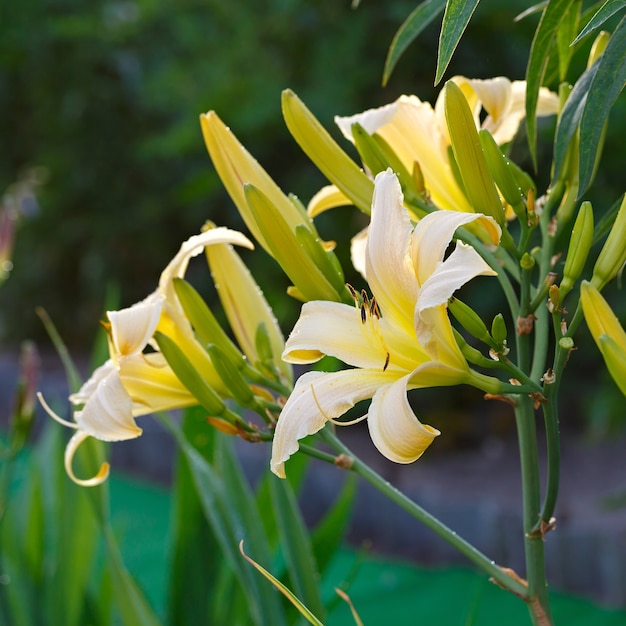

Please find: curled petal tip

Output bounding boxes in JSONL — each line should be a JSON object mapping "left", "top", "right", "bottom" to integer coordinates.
{"left": 65, "top": 431, "right": 111, "bottom": 487}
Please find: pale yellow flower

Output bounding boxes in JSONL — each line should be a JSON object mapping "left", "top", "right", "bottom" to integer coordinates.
{"left": 271, "top": 170, "right": 501, "bottom": 477}
{"left": 311, "top": 76, "right": 558, "bottom": 217}
{"left": 40, "top": 227, "right": 253, "bottom": 485}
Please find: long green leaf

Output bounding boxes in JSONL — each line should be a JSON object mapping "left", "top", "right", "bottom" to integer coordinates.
{"left": 552, "top": 62, "right": 598, "bottom": 182}
{"left": 269, "top": 475, "right": 326, "bottom": 621}
{"left": 382, "top": 0, "right": 446, "bottom": 86}
{"left": 435, "top": 0, "right": 482, "bottom": 85}
{"left": 526, "top": 0, "right": 576, "bottom": 164}
{"left": 160, "top": 413, "right": 282, "bottom": 626}
{"left": 572, "top": 0, "right": 626, "bottom": 44}
{"left": 310, "top": 474, "right": 357, "bottom": 574}
{"left": 216, "top": 434, "right": 287, "bottom": 626}
{"left": 556, "top": 0, "right": 582, "bottom": 81}
{"left": 579, "top": 14, "right": 626, "bottom": 195}
{"left": 167, "top": 408, "right": 222, "bottom": 626}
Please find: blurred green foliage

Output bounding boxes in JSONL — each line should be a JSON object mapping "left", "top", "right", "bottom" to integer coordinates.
{"left": 1, "top": 0, "right": 623, "bottom": 347}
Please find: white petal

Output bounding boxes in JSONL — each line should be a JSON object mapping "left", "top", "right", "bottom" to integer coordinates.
{"left": 158, "top": 227, "right": 253, "bottom": 295}
{"left": 335, "top": 101, "right": 399, "bottom": 142}
{"left": 410, "top": 210, "right": 500, "bottom": 287}
{"left": 416, "top": 241, "right": 496, "bottom": 313}
{"left": 368, "top": 374, "right": 440, "bottom": 464}
{"left": 350, "top": 227, "right": 368, "bottom": 279}
{"left": 70, "top": 360, "right": 116, "bottom": 405}
{"left": 283, "top": 300, "right": 391, "bottom": 370}
{"left": 108, "top": 294, "right": 163, "bottom": 357}
{"left": 366, "top": 170, "right": 417, "bottom": 329}
{"left": 271, "top": 368, "right": 399, "bottom": 477}
{"left": 75, "top": 367, "right": 142, "bottom": 442}
{"left": 64, "top": 431, "right": 111, "bottom": 487}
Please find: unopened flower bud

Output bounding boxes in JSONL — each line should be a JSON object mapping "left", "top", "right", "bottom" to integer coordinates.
{"left": 207, "top": 344, "right": 255, "bottom": 406}
{"left": 591, "top": 194, "right": 626, "bottom": 290}
{"left": 491, "top": 313, "right": 508, "bottom": 346}
{"left": 449, "top": 297, "right": 497, "bottom": 349}
{"left": 561, "top": 201, "right": 594, "bottom": 298}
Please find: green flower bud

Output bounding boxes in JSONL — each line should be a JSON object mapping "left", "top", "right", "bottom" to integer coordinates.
{"left": 282, "top": 89, "right": 374, "bottom": 214}
{"left": 521, "top": 252, "right": 536, "bottom": 270}
{"left": 591, "top": 194, "right": 626, "bottom": 290}
{"left": 449, "top": 297, "right": 498, "bottom": 349}
{"left": 479, "top": 130, "right": 526, "bottom": 220}
{"left": 155, "top": 331, "right": 227, "bottom": 416}
{"left": 206, "top": 344, "right": 255, "bottom": 406}
{"left": 294, "top": 224, "right": 348, "bottom": 297}
{"left": 560, "top": 201, "right": 594, "bottom": 298}
{"left": 173, "top": 278, "right": 245, "bottom": 369}
{"left": 452, "top": 328, "right": 494, "bottom": 367}
{"left": 491, "top": 313, "right": 508, "bottom": 347}
{"left": 444, "top": 81, "right": 505, "bottom": 226}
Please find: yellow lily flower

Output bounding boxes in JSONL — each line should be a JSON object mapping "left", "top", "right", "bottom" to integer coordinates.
{"left": 271, "top": 170, "right": 501, "bottom": 478}
{"left": 40, "top": 227, "right": 253, "bottom": 485}
{"left": 580, "top": 281, "right": 626, "bottom": 396}
{"left": 314, "top": 76, "right": 558, "bottom": 217}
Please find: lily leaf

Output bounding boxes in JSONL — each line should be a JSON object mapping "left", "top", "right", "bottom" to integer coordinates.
{"left": 382, "top": 0, "right": 446, "bottom": 86}
{"left": 572, "top": 0, "right": 626, "bottom": 44}
{"left": 552, "top": 62, "right": 598, "bottom": 183}
{"left": 526, "top": 0, "right": 576, "bottom": 165}
{"left": 435, "top": 0, "right": 482, "bottom": 85}
{"left": 579, "top": 14, "right": 626, "bottom": 195}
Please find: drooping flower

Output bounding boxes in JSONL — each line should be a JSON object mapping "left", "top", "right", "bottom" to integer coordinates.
{"left": 309, "top": 76, "right": 559, "bottom": 217}
{"left": 271, "top": 170, "right": 501, "bottom": 477}
{"left": 40, "top": 227, "right": 253, "bottom": 485}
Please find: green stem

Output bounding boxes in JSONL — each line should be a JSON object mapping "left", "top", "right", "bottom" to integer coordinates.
{"left": 319, "top": 429, "right": 529, "bottom": 599}
{"left": 514, "top": 397, "right": 552, "bottom": 625}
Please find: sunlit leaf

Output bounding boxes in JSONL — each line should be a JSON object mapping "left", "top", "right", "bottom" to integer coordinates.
{"left": 579, "top": 15, "right": 626, "bottom": 195}
{"left": 436, "top": 0, "right": 481, "bottom": 85}
{"left": 572, "top": 0, "right": 626, "bottom": 44}
{"left": 382, "top": 0, "right": 446, "bottom": 86}
{"left": 526, "top": 0, "right": 576, "bottom": 164}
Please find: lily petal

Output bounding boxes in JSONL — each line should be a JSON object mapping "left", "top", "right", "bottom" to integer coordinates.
{"left": 368, "top": 374, "right": 440, "bottom": 463}
{"left": 337, "top": 98, "right": 471, "bottom": 213}
{"left": 307, "top": 184, "right": 352, "bottom": 218}
{"left": 108, "top": 295, "right": 163, "bottom": 357}
{"left": 365, "top": 170, "right": 417, "bottom": 330}
{"left": 410, "top": 210, "right": 500, "bottom": 287}
{"left": 283, "top": 299, "right": 425, "bottom": 372}
{"left": 70, "top": 360, "right": 116, "bottom": 406}
{"left": 417, "top": 241, "right": 496, "bottom": 313}
{"left": 65, "top": 431, "right": 111, "bottom": 487}
{"left": 350, "top": 227, "right": 368, "bottom": 279}
{"left": 118, "top": 352, "right": 198, "bottom": 415}
{"left": 271, "top": 368, "right": 399, "bottom": 477}
{"left": 75, "top": 367, "right": 142, "bottom": 441}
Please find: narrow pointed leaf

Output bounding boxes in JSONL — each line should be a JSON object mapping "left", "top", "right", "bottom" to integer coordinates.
{"left": 526, "top": 0, "right": 576, "bottom": 163}
{"left": 167, "top": 409, "right": 221, "bottom": 625}
{"left": 269, "top": 476, "right": 326, "bottom": 620}
{"left": 572, "top": 0, "right": 626, "bottom": 44}
{"left": 552, "top": 62, "right": 598, "bottom": 182}
{"left": 556, "top": 1, "right": 582, "bottom": 81}
{"left": 240, "top": 542, "right": 324, "bottom": 626}
{"left": 436, "top": 0, "right": 482, "bottom": 85}
{"left": 310, "top": 474, "right": 357, "bottom": 574}
{"left": 383, "top": 0, "right": 446, "bottom": 86}
{"left": 579, "top": 14, "right": 626, "bottom": 195}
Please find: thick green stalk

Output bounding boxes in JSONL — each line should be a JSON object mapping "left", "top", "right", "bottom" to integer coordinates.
{"left": 319, "top": 429, "right": 529, "bottom": 599}
{"left": 514, "top": 396, "right": 553, "bottom": 625}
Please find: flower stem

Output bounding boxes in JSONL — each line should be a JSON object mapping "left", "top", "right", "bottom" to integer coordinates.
{"left": 319, "top": 429, "right": 529, "bottom": 599}
{"left": 514, "top": 396, "right": 553, "bottom": 625}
